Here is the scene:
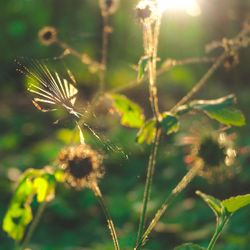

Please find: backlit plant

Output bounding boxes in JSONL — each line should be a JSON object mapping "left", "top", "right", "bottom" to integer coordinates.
{"left": 2, "top": 1, "right": 250, "bottom": 250}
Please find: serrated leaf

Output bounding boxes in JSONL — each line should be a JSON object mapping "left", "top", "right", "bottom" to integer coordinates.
{"left": 190, "top": 95, "right": 245, "bottom": 127}
{"left": 137, "top": 56, "right": 151, "bottom": 80}
{"left": 174, "top": 243, "right": 206, "bottom": 250}
{"left": 222, "top": 194, "right": 250, "bottom": 213}
{"left": 161, "top": 112, "right": 180, "bottom": 135}
{"left": 111, "top": 94, "right": 145, "bottom": 128}
{"left": 196, "top": 191, "right": 223, "bottom": 218}
{"left": 136, "top": 118, "right": 156, "bottom": 144}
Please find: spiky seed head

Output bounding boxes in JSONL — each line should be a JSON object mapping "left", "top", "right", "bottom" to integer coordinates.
{"left": 58, "top": 144, "right": 103, "bottom": 190}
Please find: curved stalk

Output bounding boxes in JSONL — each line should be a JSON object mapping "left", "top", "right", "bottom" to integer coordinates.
{"left": 207, "top": 216, "right": 229, "bottom": 250}
{"left": 135, "top": 159, "right": 203, "bottom": 249}
{"left": 92, "top": 183, "right": 120, "bottom": 250}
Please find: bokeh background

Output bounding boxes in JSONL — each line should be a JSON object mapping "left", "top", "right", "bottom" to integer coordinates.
{"left": 1, "top": 0, "right": 250, "bottom": 249}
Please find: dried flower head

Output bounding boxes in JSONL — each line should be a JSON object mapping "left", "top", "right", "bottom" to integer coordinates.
{"left": 58, "top": 144, "right": 104, "bottom": 189}
{"left": 38, "top": 26, "right": 58, "bottom": 46}
{"left": 99, "top": 0, "right": 119, "bottom": 15}
{"left": 183, "top": 131, "right": 239, "bottom": 183}
{"left": 136, "top": 0, "right": 157, "bottom": 22}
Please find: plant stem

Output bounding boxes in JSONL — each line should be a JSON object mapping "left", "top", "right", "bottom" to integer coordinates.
{"left": 136, "top": 13, "right": 163, "bottom": 248}
{"left": 110, "top": 56, "right": 216, "bottom": 94}
{"left": 99, "top": 5, "right": 111, "bottom": 93}
{"left": 92, "top": 183, "right": 120, "bottom": 250}
{"left": 135, "top": 159, "right": 203, "bottom": 249}
{"left": 207, "top": 216, "right": 229, "bottom": 250}
{"left": 136, "top": 128, "right": 161, "bottom": 247}
{"left": 21, "top": 202, "right": 47, "bottom": 250}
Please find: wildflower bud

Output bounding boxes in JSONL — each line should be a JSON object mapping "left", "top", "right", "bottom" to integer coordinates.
{"left": 58, "top": 144, "right": 104, "bottom": 190}
{"left": 38, "top": 26, "right": 58, "bottom": 46}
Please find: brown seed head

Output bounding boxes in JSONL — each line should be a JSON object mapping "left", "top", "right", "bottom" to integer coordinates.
{"left": 38, "top": 26, "right": 58, "bottom": 46}
{"left": 58, "top": 144, "right": 103, "bottom": 190}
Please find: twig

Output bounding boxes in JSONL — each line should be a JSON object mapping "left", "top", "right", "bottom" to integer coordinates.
{"left": 92, "top": 183, "right": 120, "bottom": 250}
{"left": 136, "top": 159, "right": 203, "bottom": 249}
{"left": 110, "top": 56, "right": 216, "bottom": 94}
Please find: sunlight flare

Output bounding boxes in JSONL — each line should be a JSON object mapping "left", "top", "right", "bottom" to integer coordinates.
{"left": 156, "top": 0, "right": 201, "bottom": 16}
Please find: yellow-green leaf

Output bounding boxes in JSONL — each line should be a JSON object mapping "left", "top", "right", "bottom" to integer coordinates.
{"left": 222, "top": 194, "right": 250, "bottom": 213}
{"left": 111, "top": 94, "right": 145, "bottom": 128}
{"left": 136, "top": 118, "right": 156, "bottom": 144}
{"left": 196, "top": 191, "right": 223, "bottom": 218}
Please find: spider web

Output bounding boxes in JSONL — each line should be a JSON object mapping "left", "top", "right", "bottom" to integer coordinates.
{"left": 16, "top": 58, "right": 128, "bottom": 159}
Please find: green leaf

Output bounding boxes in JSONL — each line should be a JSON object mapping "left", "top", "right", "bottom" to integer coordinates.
{"left": 136, "top": 118, "right": 156, "bottom": 144}
{"left": 202, "top": 108, "right": 245, "bottom": 127}
{"left": 111, "top": 94, "right": 145, "bottom": 128}
{"left": 2, "top": 168, "right": 57, "bottom": 241}
{"left": 137, "top": 56, "right": 151, "bottom": 80}
{"left": 222, "top": 194, "right": 250, "bottom": 213}
{"left": 174, "top": 243, "right": 206, "bottom": 250}
{"left": 190, "top": 95, "right": 245, "bottom": 127}
{"left": 196, "top": 191, "right": 223, "bottom": 218}
{"left": 161, "top": 112, "right": 180, "bottom": 135}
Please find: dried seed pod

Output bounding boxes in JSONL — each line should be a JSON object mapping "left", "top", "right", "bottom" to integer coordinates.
{"left": 135, "top": 0, "right": 157, "bottom": 23}
{"left": 38, "top": 26, "right": 58, "bottom": 46}
{"left": 58, "top": 144, "right": 104, "bottom": 190}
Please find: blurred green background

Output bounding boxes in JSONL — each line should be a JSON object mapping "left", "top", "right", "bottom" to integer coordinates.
{"left": 1, "top": 0, "right": 250, "bottom": 249}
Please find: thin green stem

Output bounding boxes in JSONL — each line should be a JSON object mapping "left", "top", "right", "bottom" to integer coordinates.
{"left": 136, "top": 12, "right": 162, "bottom": 248}
{"left": 21, "top": 202, "right": 47, "bottom": 250}
{"left": 136, "top": 128, "right": 161, "bottom": 247}
{"left": 135, "top": 159, "right": 203, "bottom": 249}
{"left": 92, "top": 184, "right": 120, "bottom": 250}
{"left": 207, "top": 217, "right": 229, "bottom": 250}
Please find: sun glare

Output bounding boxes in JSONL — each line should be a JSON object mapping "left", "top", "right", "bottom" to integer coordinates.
{"left": 157, "top": 0, "right": 201, "bottom": 16}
